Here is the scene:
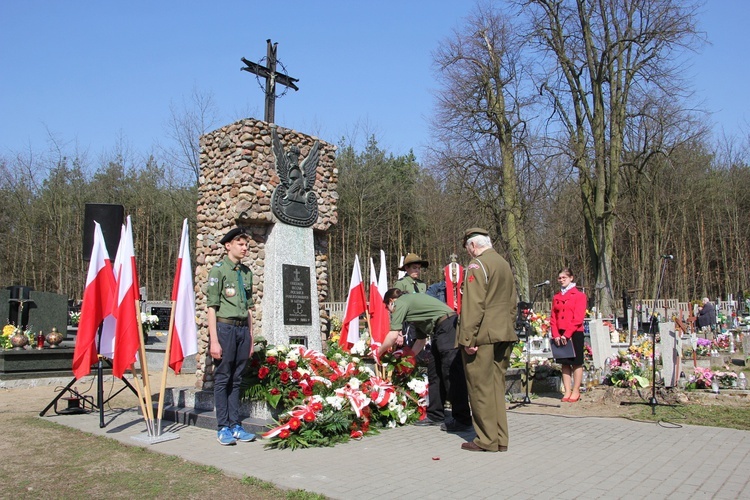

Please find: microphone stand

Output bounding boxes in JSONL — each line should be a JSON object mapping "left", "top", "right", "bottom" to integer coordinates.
{"left": 620, "top": 256, "right": 677, "bottom": 415}
{"left": 510, "top": 283, "right": 559, "bottom": 409}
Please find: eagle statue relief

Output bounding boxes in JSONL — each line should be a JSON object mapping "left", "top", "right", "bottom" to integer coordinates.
{"left": 270, "top": 125, "right": 320, "bottom": 227}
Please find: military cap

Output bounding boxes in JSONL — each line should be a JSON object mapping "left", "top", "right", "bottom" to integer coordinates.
{"left": 463, "top": 227, "right": 489, "bottom": 245}
{"left": 219, "top": 227, "right": 248, "bottom": 244}
{"left": 399, "top": 253, "right": 429, "bottom": 271}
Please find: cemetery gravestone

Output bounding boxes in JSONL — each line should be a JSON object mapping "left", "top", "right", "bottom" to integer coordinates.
{"left": 588, "top": 319, "right": 612, "bottom": 369}
{"left": 659, "top": 321, "right": 680, "bottom": 387}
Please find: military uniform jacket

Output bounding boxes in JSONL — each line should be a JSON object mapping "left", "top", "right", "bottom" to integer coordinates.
{"left": 207, "top": 256, "right": 254, "bottom": 320}
{"left": 457, "top": 248, "right": 518, "bottom": 348}
{"left": 394, "top": 275, "right": 427, "bottom": 294}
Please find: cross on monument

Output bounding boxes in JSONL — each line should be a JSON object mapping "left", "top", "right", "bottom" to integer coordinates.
{"left": 241, "top": 39, "right": 299, "bottom": 124}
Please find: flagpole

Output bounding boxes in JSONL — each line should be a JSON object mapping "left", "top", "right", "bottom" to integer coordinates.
{"left": 135, "top": 299, "right": 156, "bottom": 432}
{"left": 156, "top": 300, "right": 177, "bottom": 433}
{"left": 128, "top": 364, "right": 152, "bottom": 433}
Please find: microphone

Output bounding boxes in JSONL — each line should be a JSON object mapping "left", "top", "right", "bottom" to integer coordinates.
{"left": 533, "top": 280, "right": 550, "bottom": 288}
{"left": 661, "top": 254, "right": 674, "bottom": 260}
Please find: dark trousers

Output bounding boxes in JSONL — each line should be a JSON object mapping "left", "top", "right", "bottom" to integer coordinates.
{"left": 426, "top": 316, "right": 471, "bottom": 424}
{"left": 213, "top": 322, "right": 250, "bottom": 429}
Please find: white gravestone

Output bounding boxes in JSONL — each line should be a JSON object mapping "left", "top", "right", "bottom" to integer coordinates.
{"left": 589, "top": 319, "right": 612, "bottom": 369}
{"left": 659, "top": 321, "right": 680, "bottom": 387}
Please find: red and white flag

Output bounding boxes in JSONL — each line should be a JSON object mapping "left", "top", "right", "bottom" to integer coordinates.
{"left": 168, "top": 219, "right": 198, "bottom": 374}
{"left": 111, "top": 216, "right": 142, "bottom": 378}
{"left": 72, "top": 222, "right": 116, "bottom": 379}
{"left": 338, "top": 255, "right": 367, "bottom": 352}
{"left": 98, "top": 224, "right": 127, "bottom": 359}
{"left": 368, "top": 251, "right": 389, "bottom": 347}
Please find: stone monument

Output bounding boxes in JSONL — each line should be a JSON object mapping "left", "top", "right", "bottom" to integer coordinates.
{"left": 658, "top": 321, "right": 680, "bottom": 387}
{"left": 194, "top": 119, "right": 337, "bottom": 389}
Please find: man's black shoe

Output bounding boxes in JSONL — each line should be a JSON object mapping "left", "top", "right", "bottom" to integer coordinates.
{"left": 440, "top": 419, "right": 473, "bottom": 432}
{"left": 414, "top": 418, "right": 443, "bottom": 427}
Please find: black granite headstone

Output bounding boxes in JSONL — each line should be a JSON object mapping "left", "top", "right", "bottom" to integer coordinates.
{"left": 150, "top": 305, "right": 173, "bottom": 331}
{"left": 28, "top": 291, "right": 68, "bottom": 340}
{"left": 282, "top": 264, "right": 312, "bottom": 326}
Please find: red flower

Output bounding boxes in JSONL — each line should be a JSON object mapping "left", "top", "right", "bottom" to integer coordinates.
{"left": 291, "top": 370, "right": 301, "bottom": 380}
{"left": 311, "top": 401, "right": 323, "bottom": 412}
{"left": 329, "top": 374, "right": 339, "bottom": 382}
{"left": 288, "top": 360, "right": 298, "bottom": 369}
{"left": 266, "top": 356, "right": 277, "bottom": 366}
{"left": 329, "top": 360, "right": 338, "bottom": 369}
{"left": 303, "top": 411, "right": 315, "bottom": 423}
{"left": 288, "top": 390, "right": 299, "bottom": 399}
{"left": 302, "top": 386, "right": 314, "bottom": 396}
{"left": 258, "top": 367, "right": 270, "bottom": 379}
{"left": 288, "top": 418, "right": 301, "bottom": 431}
{"left": 269, "top": 387, "right": 280, "bottom": 395}
{"left": 279, "top": 429, "right": 291, "bottom": 439}
{"left": 278, "top": 361, "right": 288, "bottom": 370}
{"left": 280, "top": 371, "right": 291, "bottom": 383}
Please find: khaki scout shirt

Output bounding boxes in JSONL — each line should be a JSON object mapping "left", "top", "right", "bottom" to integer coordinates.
{"left": 393, "top": 275, "right": 427, "bottom": 294}
{"left": 457, "top": 248, "right": 518, "bottom": 348}
{"left": 207, "top": 256, "right": 254, "bottom": 320}
{"left": 389, "top": 293, "right": 454, "bottom": 339}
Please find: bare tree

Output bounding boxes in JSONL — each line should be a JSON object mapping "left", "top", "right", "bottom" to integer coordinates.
{"left": 161, "top": 87, "right": 219, "bottom": 185}
{"left": 430, "top": 4, "right": 533, "bottom": 298}
{"left": 524, "top": 0, "right": 702, "bottom": 314}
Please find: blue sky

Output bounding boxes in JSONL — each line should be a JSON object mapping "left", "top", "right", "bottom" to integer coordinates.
{"left": 1, "top": 1, "right": 748, "bottom": 164}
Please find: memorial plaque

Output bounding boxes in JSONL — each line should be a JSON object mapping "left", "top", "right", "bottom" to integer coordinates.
{"left": 283, "top": 264, "right": 312, "bottom": 326}
{"left": 146, "top": 301, "right": 173, "bottom": 331}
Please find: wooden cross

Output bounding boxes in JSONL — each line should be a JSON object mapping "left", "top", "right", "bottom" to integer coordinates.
{"left": 241, "top": 39, "right": 299, "bottom": 123}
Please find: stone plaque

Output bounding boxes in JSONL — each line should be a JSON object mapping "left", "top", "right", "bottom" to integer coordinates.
{"left": 283, "top": 264, "right": 312, "bottom": 326}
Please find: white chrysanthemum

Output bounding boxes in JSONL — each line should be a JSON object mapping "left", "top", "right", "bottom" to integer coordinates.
{"left": 266, "top": 348, "right": 278, "bottom": 357}
{"left": 285, "top": 349, "right": 300, "bottom": 362}
{"left": 347, "top": 378, "right": 361, "bottom": 390}
{"left": 407, "top": 377, "right": 428, "bottom": 395}
{"left": 325, "top": 395, "right": 345, "bottom": 410}
{"left": 387, "top": 420, "right": 397, "bottom": 428}
{"left": 351, "top": 340, "right": 367, "bottom": 356}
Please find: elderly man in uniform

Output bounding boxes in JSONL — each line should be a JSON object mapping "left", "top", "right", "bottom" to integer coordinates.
{"left": 458, "top": 228, "right": 518, "bottom": 452}
{"left": 394, "top": 253, "right": 429, "bottom": 293}
{"left": 377, "top": 288, "right": 472, "bottom": 429}
{"left": 207, "top": 227, "right": 257, "bottom": 446}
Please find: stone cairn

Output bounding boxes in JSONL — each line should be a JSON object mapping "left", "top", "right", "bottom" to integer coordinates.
{"left": 194, "top": 118, "right": 338, "bottom": 389}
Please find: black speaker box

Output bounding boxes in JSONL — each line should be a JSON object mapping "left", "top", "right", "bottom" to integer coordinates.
{"left": 82, "top": 203, "right": 124, "bottom": 260}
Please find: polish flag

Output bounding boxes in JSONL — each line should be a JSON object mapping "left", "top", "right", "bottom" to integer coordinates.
{"left": 168, "top": 219, "right": 198, "bottom": 374}
{"left": 72, "top": 223, "right": 116, "bottom": 379}
{"left": 368, "top": 251, "right": 389, "bottom": 346}
{"left": 98, "top": 224, "right": 127, "bottom": 359}
{"left": 338, "top": 255, "right": 367, "bottom": 352}
{"left": 111, "top": 216, "right": 141, "bottom": 378}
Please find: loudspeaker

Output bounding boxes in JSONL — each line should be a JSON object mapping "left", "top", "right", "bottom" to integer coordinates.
{"left": 83, "top": 203, "right": 124, "bottom": 260}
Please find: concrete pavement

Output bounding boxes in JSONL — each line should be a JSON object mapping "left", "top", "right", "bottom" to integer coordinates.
{"left": 36, "top": 384, "right": 750, "bottom": 500}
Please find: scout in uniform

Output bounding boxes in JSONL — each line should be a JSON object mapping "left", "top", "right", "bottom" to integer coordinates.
{"left": 394, "top": 253, "right": 429, "bottom": 293}
{"left": 207, "top": 227, "right": 257, "bottom": 445}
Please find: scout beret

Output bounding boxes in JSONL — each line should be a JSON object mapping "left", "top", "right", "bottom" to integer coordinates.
{"left": 463, "top": 227, "right": 489, "bottom": 245}
{"left": 219, "top": 227, "right": 248, "bottom": 244}
{"left": 399, "top": 253, "right": 429, "bottom": 271}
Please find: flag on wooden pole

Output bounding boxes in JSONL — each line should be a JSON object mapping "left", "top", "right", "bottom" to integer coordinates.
{"left": 72, "top": 222, "right": 115, "bottom": 379}
{"left": 338, "top": 255, "right": 367, "bottom": 352}
{"left": 368, "top": 251, "right": 389, "bottom": 346}
{"left": 111, "top": 216, "right": 141, "bottom": 378}
{"left": 168, "top": 219, "right": 198, "bottom": 373}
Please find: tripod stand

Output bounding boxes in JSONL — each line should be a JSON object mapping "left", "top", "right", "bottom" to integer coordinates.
{"left": 40, "top": 325, "right": 138, "bottom": 427}
{"left": 510, "top": 287, "right": 559, "bottom": 409}
{"left": 621, "top": 255, "right": 677, "bottom": 415}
